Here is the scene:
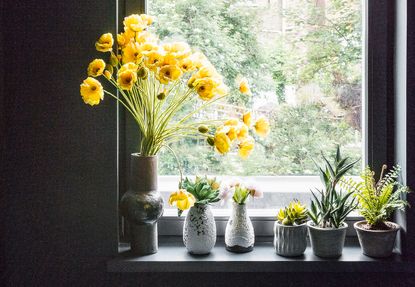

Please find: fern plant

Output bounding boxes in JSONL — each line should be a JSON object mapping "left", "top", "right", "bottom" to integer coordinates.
{"left": 308, "top": 146, "right": 359, "bottom": 228}
{"left": 181, "top": 176, "right": 221, "bottom": 206}
{"left": 344, "top": 165, "right": 410, "bottom": 229}
{"left": 277, "top": 200, "right": 308, "bottom": 226}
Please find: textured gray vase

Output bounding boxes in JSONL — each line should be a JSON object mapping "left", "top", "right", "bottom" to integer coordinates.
{"left": 274, "top": 221, "right": 307, "bottom": 257}
{"left": 307, "top": 221, "right": 348, "bottom": 258}
{"left": 183, "top": 204, "right": 216, "bottom": 254}
{"left": 354, "top": 220, "right": 399, "bottom": 258}
{"left": 225, "top": 202, "right": 255, "bottom": 253}
{"left": 120, "top": 154, "right": 164, "bottom": 255}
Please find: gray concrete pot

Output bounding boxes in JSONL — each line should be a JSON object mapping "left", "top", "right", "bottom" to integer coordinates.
{"left": 307, "top": 221, "right": 348, "bottom": 258}
{"left": 183, "top": 204, "right": 216, "bottom": 254}
{"left": 225, "top": 202, "right": 255, "bottom": 253}
{"left": 274, "top": 221, "right": 307, "bottom": 257}
{"left": 120, "top": 154, "right": 164, "bottom": 255}
{"left": 354, "top": 220, "right": 400, "bottom": 258}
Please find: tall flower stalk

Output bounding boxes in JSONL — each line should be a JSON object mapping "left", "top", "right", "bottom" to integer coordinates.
{"left": 80, "top": 14, "right": 270, "bottom": 160}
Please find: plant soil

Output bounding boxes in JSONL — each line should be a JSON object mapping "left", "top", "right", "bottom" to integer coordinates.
{"left": 360, "top": 222, "right": 396, "bottom": 231}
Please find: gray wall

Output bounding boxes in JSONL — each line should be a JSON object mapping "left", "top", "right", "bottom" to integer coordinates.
{"left": 1, "top": 0, "right": 415, "bottom": 286}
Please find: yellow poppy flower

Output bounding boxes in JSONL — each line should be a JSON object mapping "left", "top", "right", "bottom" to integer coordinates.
{"left": 117, "top": 30, "right": 134, "bottom": 48}
{"left": 191, "top": 52, "right": 210, "bottom": 69}
{"left": 119, "top": 62, "right": 139, "bottom": 73}
{"left": 254, "top": 116, "right": 270, "bottom": 138}
{"left": 238, "top": 136, "right": 255, "bottom": 159}
{"left": 159, "top": 53, "right": 179, "bottom": 67}
{"left": 238, "top": 77, "right": 251, "bottom": 95}
{"left": 224, "top": 118, "right": 239, "bottom": 126}
{"left": 227, "top": 126, "right": 238, "bottom": 141}
{"left": 242, "top": 111, "right": 252, "bottom": 126}
{"left": 122, "top": 42, "right": 142, "bottom": 64}
{"left": 87, "top": 59, "right": 106, "bottom": 77}
{"left": 158, "top": 65, "right": 182, "bottom": 84}
{"left": 164, "top": 42, "right": 191, "bottom": 59}
{"left": 140, "top": 42, "right": 158, "bottom": 54}
{"left": 237, "top": 123, "right": 249, "bottom": 140}
{"left": 169, "top": 189, "right": 196, "bottom": 211}
{"left": 117, "top": 70, "right": 137, "bottom": 90}
{"left": 140, "top": 14, "right": 154, "bottom": 25}
{"left": 136, "top": 31, "right": 158, "bottom": 44}
{"left": 144, "top": 51, "right": 164, "bottom": 72}
{"left": 123, "top": 14, "right": 146, "bottom": 32}
{"left": 194, "top": 77, "right": 218, "bottom": 101}
{"left": 179, "top": 57, "right": 195, "bottom": 73}
{"left": 80, "top": 77, "right": 104, "bottom": 106}
{"left": 214, "top": 131, "right": 231, "bottom": 154}
{"left": 95, "top": 33, "right": 114, "bottom": 52}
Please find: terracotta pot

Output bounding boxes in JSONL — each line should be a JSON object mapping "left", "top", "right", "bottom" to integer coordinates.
{"left": 307, "top": 221, "right": 348, "bottom": 258}
{"left": 354, "top": 220, "right": 399, "bottom": 258}
{"left": 120, "top": 154, "right": 164, "bottom": 255}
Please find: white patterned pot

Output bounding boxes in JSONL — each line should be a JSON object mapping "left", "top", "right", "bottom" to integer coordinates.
{"left": 274, "top": 221, "right": 308, "bottom": 257}
{"left": 225, "top": 202, "right": 254, "bottom": 253}
{"left": 183, "top": 204, "right": 216, "bottom": 254}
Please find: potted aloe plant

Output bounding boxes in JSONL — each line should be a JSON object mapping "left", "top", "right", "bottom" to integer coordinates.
{"left": 169, "top": 176, "right": 221, "bottom": 255}
{"left": 274, "top": 200, "right": 308, "bottom": 257}
{"left": 307, "top": 146, "right": 358, "bottom": 258}
{"left": 347, "top": 165, "right": 410, "bottom": 257}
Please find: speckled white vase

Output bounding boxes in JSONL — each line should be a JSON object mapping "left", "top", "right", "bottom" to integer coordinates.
{"left": 183, "top": 204, "right": 216, "bottom": 254}
{"left": 225, "top": 202, "right": 254, "bottom": 253}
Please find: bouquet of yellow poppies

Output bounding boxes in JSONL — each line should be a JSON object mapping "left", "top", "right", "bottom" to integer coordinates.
{"left": 80, "top": 14, "right": 270, "bottom": 158}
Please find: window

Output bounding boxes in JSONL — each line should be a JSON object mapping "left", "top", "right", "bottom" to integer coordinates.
{"left": 144, "top": 0, "right": 364, "bottom": 215}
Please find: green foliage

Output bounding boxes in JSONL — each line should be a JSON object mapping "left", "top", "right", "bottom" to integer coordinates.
{"left": 345, "top": 165, "right": 410, "bottom": 228}
{"left": 181, "top": 176, "right": 221, "bottom": 205}
{"left": 152, "top": 0, "right": 362, "bottom": 176}
{"left": 277, "top": 200, "right": 308, "bottom": 226}
{"left": 308, "top": 146, "right": 358, "bottom": 228}
{"left": 232, "top": 184, "right": 251, "bottom": 205}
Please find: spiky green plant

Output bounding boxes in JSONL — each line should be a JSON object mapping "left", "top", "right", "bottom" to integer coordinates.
{"left": 343, "top": 165, "right": 410, "bottom": 229}
{"left": 181, "top": 176, "right": 221, "bottom": 206}
{"left": 277, "top": 200, "right": 308, "bottom": 225}
{"left": 308, "top": 146, "right": 359, "bottom": 228}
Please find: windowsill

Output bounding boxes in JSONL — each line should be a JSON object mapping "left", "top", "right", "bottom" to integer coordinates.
{"left": 107, "top": 237, "right": 406, "bottom": 273}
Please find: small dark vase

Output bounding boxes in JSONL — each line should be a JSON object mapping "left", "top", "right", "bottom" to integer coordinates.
{"left": 120, "top": 154, "right": 164, "bottom": 255}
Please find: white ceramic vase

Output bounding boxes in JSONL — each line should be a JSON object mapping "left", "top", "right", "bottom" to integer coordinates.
{"left": 225, "top": 202, "right": 254, "bottom": 253}
{"left": 183, "top": 204, "right": 216, "bottom": 254}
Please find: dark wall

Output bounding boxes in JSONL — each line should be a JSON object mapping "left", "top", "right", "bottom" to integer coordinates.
{"left": 1, "top": 1, "right": 414, "bottom": 287}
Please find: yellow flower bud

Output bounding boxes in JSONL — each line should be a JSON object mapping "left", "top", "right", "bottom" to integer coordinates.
{"left": 137, "top": 67, "right": 148, "bottom": 79}
{"left": 207, "top": 137, "right": 215, "bottom": 146}
{"left": 157, "top": 92, "right": 166, "bottom": 100}
{"left": 214, "top": 132, "right": 231, "bottom": 154}
{"left": 109, "top": 53, "right": 118, "bottom": 66}
{"left": 198, "top": 125, "right": 209, "bottom": 133}
{"left": 104, "top": 70, "right": 112, "bottom": 80}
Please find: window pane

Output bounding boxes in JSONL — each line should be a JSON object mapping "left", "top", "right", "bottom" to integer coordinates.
{"left": 148, "top": 0, "right": 363, "bottom": 211}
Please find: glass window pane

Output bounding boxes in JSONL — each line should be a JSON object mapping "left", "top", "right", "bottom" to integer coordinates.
{"left": 148, "top": 0, "right": 363, "bottom": 211}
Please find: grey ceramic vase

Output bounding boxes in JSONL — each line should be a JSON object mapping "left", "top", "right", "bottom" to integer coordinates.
{"left": 307, "top": 221, "right": 348, "bottom": 258}
{"left": 354, "top": 220, "right": 400, "bottom": 258}
{"left": 225, "top": 202, "right": 255, "bottom": 253}
{"left": 274, "top": 221, "right": 307, "bottom": 257}
{"left": 183, "top": 204, "right": 216, "bottom": 254}
{"left": 120, "top": 154, "right": 164, "bottom": 255}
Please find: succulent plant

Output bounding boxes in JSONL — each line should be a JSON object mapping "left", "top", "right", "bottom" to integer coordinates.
{"left": 308, "top": 146, "right": 359, "bottom": 228}
{"left": 277, "top": 200, "right": 308, "bottom": 225}
{"left": 181, "top": 176, "right": 221, "bottom": 205}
